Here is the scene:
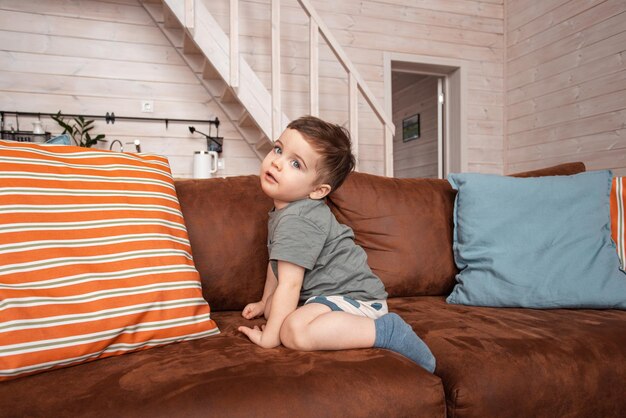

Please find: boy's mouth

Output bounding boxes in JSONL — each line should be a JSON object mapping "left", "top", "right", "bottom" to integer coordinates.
{"left": 265, "top": 171, "right": 277, "bottom": 184}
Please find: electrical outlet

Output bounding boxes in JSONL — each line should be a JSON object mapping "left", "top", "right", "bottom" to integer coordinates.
{"left": 217, "top": 158, "right": 225, "bottom": 170}
{"left": 141, "top": 100, "right": 154, "bottom": 113}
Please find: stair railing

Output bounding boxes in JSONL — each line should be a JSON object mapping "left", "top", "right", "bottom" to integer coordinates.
{"left": 294, "top": 0, "right": 395, "bottom": 175}
{"left": 185, "top": 0, "right": 396, "bottom": 175}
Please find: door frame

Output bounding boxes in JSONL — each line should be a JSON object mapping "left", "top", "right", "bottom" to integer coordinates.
{"left": 383, "top": 52, "right": 468, "bottom": 176}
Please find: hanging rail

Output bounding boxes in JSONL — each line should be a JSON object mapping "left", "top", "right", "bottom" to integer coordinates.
{"left": 0, "top": 111, "right": 220, "bottom": 131}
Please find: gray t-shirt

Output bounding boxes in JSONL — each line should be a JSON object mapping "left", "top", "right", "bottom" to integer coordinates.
{"left": 268, "top": 198, "right": 387, "bottom": 303}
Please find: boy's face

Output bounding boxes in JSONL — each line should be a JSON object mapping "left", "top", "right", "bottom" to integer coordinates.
{"left": 260, "top": 128, "right": 330, "bottom": 210}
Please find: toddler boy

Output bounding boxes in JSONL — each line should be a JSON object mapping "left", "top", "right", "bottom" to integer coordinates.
{"left": 238, "top": 116, "right": 435, "bottom": 372}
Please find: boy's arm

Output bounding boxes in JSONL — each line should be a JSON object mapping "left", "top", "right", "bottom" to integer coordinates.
{"left": 238, "top": 260, "right": 303, "bottom": 348}
{"left": 261, "top": 263, "right": 278, "bottom": 305}
{"left": 262, "top": 263, "right": 278, "bottom": 319}
{"left": 241, "top": 263, "right": 278, "bottom": 319}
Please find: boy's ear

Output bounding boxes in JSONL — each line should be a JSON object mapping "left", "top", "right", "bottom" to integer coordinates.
{"left": 309, "top": 183, "right": 331, "bottom": 200}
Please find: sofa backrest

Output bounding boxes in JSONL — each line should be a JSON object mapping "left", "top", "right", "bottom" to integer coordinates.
{"left": 175, "top": 176, "right": 273, "bottom": 311}
{"left": 328, "top": 174, "right": 458, "bottom": 297}
{"left": 328, "top": 162, "right": 586, "bottom": 298}
{"left": 176, "top": 162, "right": 586, "bottom": 310}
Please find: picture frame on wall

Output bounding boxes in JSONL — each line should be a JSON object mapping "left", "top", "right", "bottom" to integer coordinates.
{"left": 402, "top": 113, "right": 420, "bottom": 142}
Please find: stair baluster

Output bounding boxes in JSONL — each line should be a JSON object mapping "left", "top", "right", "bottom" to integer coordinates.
{"left": 143, "top": 0, "right": 396, "bottom": 175}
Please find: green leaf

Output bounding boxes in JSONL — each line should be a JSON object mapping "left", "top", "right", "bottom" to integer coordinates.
{"left": 51, "top": 112, "right": 74, "bottom": 135}
{"left": 51, "top": 112, "right": 104, "bottom": 148}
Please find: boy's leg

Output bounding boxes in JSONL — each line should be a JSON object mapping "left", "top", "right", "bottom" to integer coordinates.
{"left": 281, "top": 303, "right": 436, "bottom": 372}
{"left": 373, "top": 313, "right": 436, "bottom": 372}
{"left": 280, "top": 304, "right": 376, "bottom": 351}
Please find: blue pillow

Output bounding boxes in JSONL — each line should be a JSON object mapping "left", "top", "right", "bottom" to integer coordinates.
{"left": 446, "top": 170, "right": 626, "bottom": 309}
{"left": 46, "top": 134, "right": 71, "bottom": 145}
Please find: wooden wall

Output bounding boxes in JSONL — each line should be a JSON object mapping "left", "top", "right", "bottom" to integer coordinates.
{"left": 505, "top": 0, "right": 626, "bottom": 176}
{"left": 392, "top": 73, "right": 439, "bottom": 178}
{"left": 5, "top": 1, "right": 622, "bottom": 178}
{"left": 0, "top": 0, "right": 260, "bottom": 178}
{"left": 0, "top": 0, "right": 506, "bottom": 177}
{"left": 207, "top": 0, "right": 506, "bottom": 174}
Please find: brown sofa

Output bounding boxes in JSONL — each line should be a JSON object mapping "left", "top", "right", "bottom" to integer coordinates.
{"left": 2, "top": 162, "right": 625, "bottom": 418}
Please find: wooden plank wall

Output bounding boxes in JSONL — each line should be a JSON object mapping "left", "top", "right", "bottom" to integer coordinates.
{"left": 505, "top": 0, "right": 626, "bottom": 176}
{"left": 207, "top": 0, "right": 506, "bottom": 175}
{"left": 0, "top": 0, "right": 508, "bottom": 176}
{"left": 8, "top": 1, "right": 622, "bottom": 178}
{"left": 0, "top": 0, "right": 260, "bottom": 178}
{"left": 392, "top": 73, "right": 439, "bottom": 178}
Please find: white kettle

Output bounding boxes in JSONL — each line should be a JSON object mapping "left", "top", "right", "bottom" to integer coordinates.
{"left": 32, "top": 121, "right": 44, "bottom": 134}
{"left": 193, "top": 151, "right": 218, "bottom": 178}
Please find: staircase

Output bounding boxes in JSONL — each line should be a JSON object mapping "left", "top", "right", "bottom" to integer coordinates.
{"left": 141, "top": 0, "right": 395, "bottom": 174}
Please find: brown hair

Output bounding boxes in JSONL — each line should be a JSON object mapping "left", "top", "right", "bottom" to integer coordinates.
{"left": 287, "top": 115, "right": 355, "bottom": 193}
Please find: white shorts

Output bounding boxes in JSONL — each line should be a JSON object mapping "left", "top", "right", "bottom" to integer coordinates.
{"left": 304, "top": 295, "right": 388, "bottom": 319}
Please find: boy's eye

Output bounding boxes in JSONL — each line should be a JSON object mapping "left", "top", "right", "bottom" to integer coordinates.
{"left": 290, "top": 160, "right": 301, "bottom": 169}
{"left": 273, "top": 146, "right": 282, "bottom": 154}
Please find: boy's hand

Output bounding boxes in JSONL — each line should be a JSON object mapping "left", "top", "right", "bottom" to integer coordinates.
{"left": 239, "top": 261, "right": 302, "bottom": 350}
{"left": 237, "top": 324, "right": 280, "bottom": 349}
{"left": 241, "top": 301, "right": 265, "bottom": 319}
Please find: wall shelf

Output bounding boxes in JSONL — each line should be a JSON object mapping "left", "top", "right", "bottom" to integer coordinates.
{"left": 0, "top": 110, "right": 220, "bottom": 130}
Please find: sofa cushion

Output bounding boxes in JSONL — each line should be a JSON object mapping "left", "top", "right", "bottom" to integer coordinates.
{"left": 0, "top": 310, "right": 446, "bottom": 418}
{"left": 390, "top": 296, "right": 626, "bottom": 418}
{"left": 447, "top": 170, "right": 626, "bottom": 309}
{"left": 0, "top": 140, "right": 218, "bottom": 381}
{"left": 327, "top": 163, "right": 587, "bottom": 298}
{"left": 611, "top": 176, "right": 625, "bottom": 269}
{"left": 175, "top": 176, "right": 274, "bottom": 311}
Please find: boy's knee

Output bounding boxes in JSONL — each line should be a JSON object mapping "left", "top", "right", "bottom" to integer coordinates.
{"left": 280, "top": 316, "right": 310, "bottom": 351}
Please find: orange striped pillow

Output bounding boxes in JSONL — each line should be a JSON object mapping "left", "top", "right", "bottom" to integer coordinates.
{"left": 611, "top": 176, "right": 625, "bottom": 270}
{"left": 0, "top": 140, "right": 219, "bottom": 381}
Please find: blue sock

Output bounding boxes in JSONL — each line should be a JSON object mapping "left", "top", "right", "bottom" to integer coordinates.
{"left": 374, "top": 313, "right": 436, "bottom": 373}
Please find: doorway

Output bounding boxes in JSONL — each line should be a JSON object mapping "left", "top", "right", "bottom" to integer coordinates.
{"left": 391, "top": 72, "right": 444, "bottom": 178}
{"left": 384, "top": 53, "right": 467, "bottom": 178}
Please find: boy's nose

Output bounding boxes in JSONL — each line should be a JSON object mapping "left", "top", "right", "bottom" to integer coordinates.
{"left": 271, "top": 157, "right": 282, "bottom": 170}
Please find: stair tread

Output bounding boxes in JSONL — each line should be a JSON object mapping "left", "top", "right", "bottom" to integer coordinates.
{"left": 183, "top": 33, "right": 202, "bottom": 55}
{"left": 221, "top": 87, "right": 239, "bottom": 103}
{"left": 221, "top": 101, "right": 246, "bottom": 121}
{"left": 143, "top": 3, "right": 164, "bottom": 22}
{"left": 181, "top": 53, "right": 205, "bottom": 73}
{"left": 239, "top": 112, "right": 257, "bottom": 128}
{"left": 201, "top": 79, "right": 228, "bottom": 97}
{"left": 255, "top": 137, "right": 274, "bottom": 152}
{"left": 158, "top": 24, "right": 183, "bottom": 47}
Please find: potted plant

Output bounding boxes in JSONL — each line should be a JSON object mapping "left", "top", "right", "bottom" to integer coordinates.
{"left": 51, "top": 111, "right": 106, "bottom": 148}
